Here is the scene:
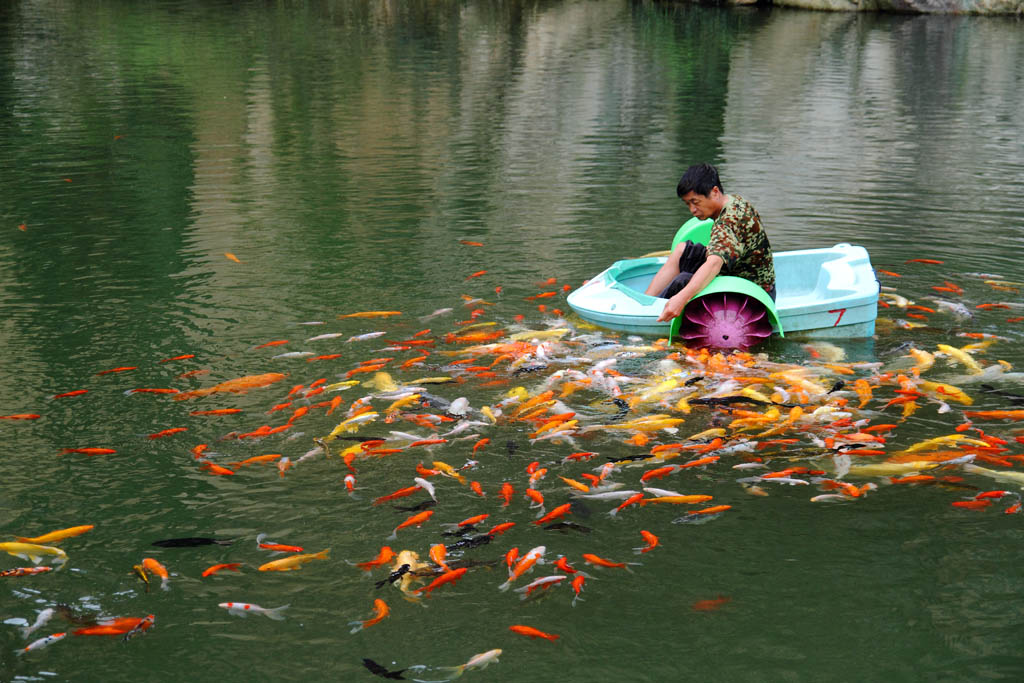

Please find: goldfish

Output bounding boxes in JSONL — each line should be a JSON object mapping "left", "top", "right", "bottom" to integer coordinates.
{"left": 228, "top": 453, "right": 282, "bottom": 468}
{"left": 487, "top": 521, "right": 516, "bottom": 536}
{"left": 199, "top": 461, "right": 235, "bottom": 476}
{"left": 173, "top": 372, "right": 288, "bottom": 400}
{"left": 499, "top": 482, "right": 515, "bottom": 507}
{"left": 258, "top": 548, "right": 330, "bottom": 572}
{"left": 508, "top": 624, "right": 559, "bottom": 641}
{"left": 0, "top": 413, "right": 42, "bottom": 420}
{"left": 388, "top": 510, "right": 434, "bottom": 540}
{"left": 16, "top": 525, "right": 94, "bottom": 544}
{"left": 349, "top": 598, "right": 390, "bottom": 633}
{"left": 219, "top": 602, "right": 289, "bottom": 620}
{"left": 225, "top": 252, "right": 242, "bottom": 263}
{"left": 963, "top": 410, "right": 1024, "bottom": 421}
{"left": 96, "top": 366, "right": 137, "bottom": 375}
{"left": 0, "top": 542, "right": 68, "bottom": 566}
{"left": 142, "top": 557, "right": 170, "bottom": 590}
{"left": 414, "top": 567, "right": 469, "bottom": 596}
{"left": 202, "top": 563, "right": 243, "bottom": 578}
{"left": 640, "top": 495, "right": 714, "bottom": 506}
{"left": 190, "top": 408, "right": 243, "bottom": 416}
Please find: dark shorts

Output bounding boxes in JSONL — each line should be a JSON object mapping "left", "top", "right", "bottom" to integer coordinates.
{"left": 659, "top": 241, "right": 776, "bottom": 301}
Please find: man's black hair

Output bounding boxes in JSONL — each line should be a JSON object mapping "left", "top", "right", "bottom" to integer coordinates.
{"left": 676, "top": 163, "right": 723, "bottom": 199}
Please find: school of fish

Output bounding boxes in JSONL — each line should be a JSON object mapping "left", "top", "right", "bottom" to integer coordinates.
{"left": 3, "top": 250, "right": 1023, "bottom": 678}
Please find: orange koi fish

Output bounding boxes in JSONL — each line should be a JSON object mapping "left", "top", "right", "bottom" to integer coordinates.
{"left": 148, "top": 427, "right": 187, "bottom": 439}
{"left": 499, "top": 482, "right": 515, "bottom": 507}
{"left": 59, "top": 447, "right": 116, "bottom": 455}
{"left": 96, "top": 366, "right": 137, "bottom": 375}
{"left": 338, "top": 311, "right": 403, "bottom": 319}
{"left": 525, "top": 291, "right": 558, "bottom": 300}
{"left": 963, "top": 410, "right": 1024, "bottom": 421}
{"left": 471, "top": 481, "right": 485, "bottom": 497}
{"left": 356, "top": 546, "right": 395, "bottom": 571}
{"left": 640, "top": 466, "right": 678, "bottom": 482}
{"left": 225, "top": 252, "right": 242, "bottom": 263}
{"left": 257, "top": 534, "right": 303, "bottom": 553}
{"left": 609, "top": 493, "right": 645, "bottom": 517}
{"left": 689, "top": 505, "right": 733, "bottom": 515}
{"left": 160, "top": 354, "right": 195, "bottom": 363}
{"left": 52, "top": 390, "right": 88, "bottom": 399}
{"left": 582, "top": 553, "right": 636, "bottom": 571}
{"left": 128, "top": 388, "right": 180, "bottom": 396}
{"left": 499, "top": 546, "right": 546, "bottom": 590}
{"left": 199, "top": 462, "right": 235, "bottom": 476}
{"left": 0, "top": 413, "right": 42, "bottom": 420}
{"left": 509, "top": 624, "right": 560, "bottom": 641}
{"left": 190, "top": 408, "right": 243, "bottom": 416}
{"left": 877, "top": 270, "right": 901, "bottom": 277}
{"left": 429, "top": 543, "right": 450, "bottom": 572}
{"left": 387, "top": 510, "right": 433, "bottom": 540}
{"left": 905, "top": 258, "right": 944, "bottom": 264}
{"left": 228, "top": 454, "right": 282, "bottom": 468}
{"left": 460, "top": 240, "right": 484, "bottom": 247}
{"left": 349, "top": 599, "right": 390, "bottom": 633}
{"left": 952, "top": 500, "right": 990, "bottom": 510}
{"left": 141, "top": 558, "right": 170, "bottom": 590}
{"left": 373, "top": 485, "right": 422, "bottom": 506}
{"left": 571, "top": 575, "right": 586, "bottom": 605}
{"left": 202, "top": 563, "right": 242, "bottom": 578}
{"left": 487, "top": 522, "right": 516, "bottom": 536}
{"left": 455, "top": 514, "right": 490, "bottom": 528}
{"left": 174, "top": 373, "right": 288, "bottom": 400}
{"left": 534, "top": 503, "right": 572, "bottom": 525}
{"left": 634, "top": 530, "right": 659, "bottom": 554}
{"left": 465, "top": 270, "right": 487, "bottom": 280}
{"left": 414, "top": 567, "right": 468, "bottom": 596}
{"left": 692, "top": 595, "right": 731, "bottom": 611}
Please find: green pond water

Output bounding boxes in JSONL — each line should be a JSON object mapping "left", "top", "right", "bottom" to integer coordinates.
{"left": 1, "top": 1, "right": 1023, "bottom": 681}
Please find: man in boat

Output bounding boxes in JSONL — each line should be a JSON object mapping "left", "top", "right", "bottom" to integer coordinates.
{"left": 646, "top": 163, "right": 775, "bottom": 322}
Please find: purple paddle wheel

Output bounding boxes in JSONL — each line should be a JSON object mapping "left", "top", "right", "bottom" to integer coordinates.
{"left": 677, "top": 293, "right": 773, "bottom": 350}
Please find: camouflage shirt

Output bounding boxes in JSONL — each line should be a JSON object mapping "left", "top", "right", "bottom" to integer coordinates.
{"left": 707, "top": 194, "right": 775, "bottom": 294}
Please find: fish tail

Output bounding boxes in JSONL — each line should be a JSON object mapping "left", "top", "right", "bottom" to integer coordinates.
{"left": 215, "top": 539, "right": 235, "bottom": 546}
{"left": 315, "top": 549, "right": 331, "bottom": 560}
{"left": 607, "top": 509, "right": 619, "bottom": 517}
{"left": 160, "top": 578, "right": 170, "bottom": 591}
{"left": 497, "top": 580, "right": 512, "bottom": 592}
{"left": 255, "top": 533, "right": 267, "bottom": 546}
{"left": 625, "top": 562, "right": 642, "bottom": 573}
{"left": 265, "top": 604, "right": 289, "bottom": 621}
{"left": 386, "top": 531, "right": 398, "bottom": 542}
{"left": 348, "top": 621, "right": 364, "bottom": 634}
{"left": 572, "top": 595, "right": 584, "bottom": 607}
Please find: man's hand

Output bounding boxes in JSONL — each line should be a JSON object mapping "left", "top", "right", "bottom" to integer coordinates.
{"left": 656, "top": 292, "right": 688, "bottom": 322}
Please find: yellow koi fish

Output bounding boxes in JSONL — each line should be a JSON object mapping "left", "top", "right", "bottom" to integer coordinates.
{"left": 936, "top": 344, "right": 983, "bottom": 375}
{"left": 432, "top": 461, "right": 467, "bottom": 485}
{"left": 0, "top": 542, "right": 68, "bottom": 566}
{"left": 16, "top": 525, "right": 94, "bottom": 545}
{"left": 258, "top": 549, "right": 330, "bottom": 572}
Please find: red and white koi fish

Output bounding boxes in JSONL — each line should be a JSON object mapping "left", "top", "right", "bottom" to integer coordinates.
{"left": 513, "top": 575, "right": 566, "bottom": 599}
{"left": 219, "top": 602, "right": 288, "bottom": 620}
{"left": 16, "top": 632, "right": 66, "bottom": 655}
{"left": 499, "top": 546, "right": 545, "bottom": 591}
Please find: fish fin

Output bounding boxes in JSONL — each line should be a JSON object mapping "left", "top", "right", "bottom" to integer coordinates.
{"left": 265, "top": 604, "right": 289, "bottom": 621}
{"left": 386, "top": 532, "right": 398, "bottom": 541}
{"left": 572, "top": 596, "right": 584, "bottom": 607}
{"left": 348, "top": 621, "right": 364, "bottom": 634}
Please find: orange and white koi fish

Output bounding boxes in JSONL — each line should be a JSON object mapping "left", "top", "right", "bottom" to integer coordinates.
{"left": 258, "top": 548, "right": 330, "bottom": 571}
{"left": 202, "top": 563, "right": 243, "bottom": 578}
{"left": 607, "top": 493, "right": 645, "bottom": 517}
{"left": 219, "top": 602, "right": 288, "bottom": 620}
{"left": 414, "top": 567, "right": 469, "bottom": 596}
{"left": 173, "top": 372, "right": 288, "bottom": 400}
{"left": 388, "top": 510, "right": 433, "bottom": 540}
{"left": 350, "top": 598, "right": 390, "bottom": 633}
{"left": 508, "top": 624, "right": 559, "bottom": 641}
{"left": 16, "top": 525, "right": 94, "bottom": 545}
{"left": 141, "top": 558, "right": 170, "bottom": 590}
{"left": 499, "top": 546, "right": 545, "bottom": 591}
